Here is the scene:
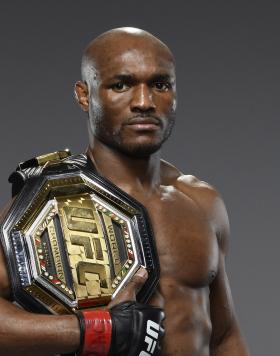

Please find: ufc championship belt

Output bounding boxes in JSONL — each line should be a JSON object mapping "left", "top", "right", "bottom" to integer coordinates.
{"left": 0, "top": 151, "right": 160, "bottom": 314}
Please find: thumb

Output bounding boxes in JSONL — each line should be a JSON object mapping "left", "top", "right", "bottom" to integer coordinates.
{"left": 107, "top": 267, "right": 148, "bottom": 308}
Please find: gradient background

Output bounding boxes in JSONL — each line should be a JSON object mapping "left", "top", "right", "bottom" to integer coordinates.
{"left": 0, "top": 1, "right": 279, "bottom": 354}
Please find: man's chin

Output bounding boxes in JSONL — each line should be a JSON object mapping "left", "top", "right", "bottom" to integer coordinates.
{"left": 114, "top": 142, "right": 162, "bottom": 159}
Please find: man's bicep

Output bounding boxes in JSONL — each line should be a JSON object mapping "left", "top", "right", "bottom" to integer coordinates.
{"left": 0, "top": 198, "right": 15, "bottom": 300}
{"left": 209, "top": 253, "right": 238, "bottom": 346}
{"left": 0, "top": 244, "right": 11, "bottom": 299}
{"left": 209, "top": 253, "right": 249, "bottom": 355}
{"left": 210, "top": 196, "right": 238, "bottom": 345}
{"left": 0, "top": 243, "right": 11, "bottom": 299}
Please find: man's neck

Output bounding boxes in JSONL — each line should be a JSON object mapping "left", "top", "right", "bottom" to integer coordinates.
{"left": 86, "top": 140, "right": 162, "bottom": 196}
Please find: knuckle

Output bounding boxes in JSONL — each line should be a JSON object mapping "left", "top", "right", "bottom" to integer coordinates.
{"left": 130, "top": 274, "right": 146, "bottom": 286}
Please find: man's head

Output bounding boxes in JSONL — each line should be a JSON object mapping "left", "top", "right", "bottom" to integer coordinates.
{"left": 75, "top": 27, "right": 177, "bottom": 158}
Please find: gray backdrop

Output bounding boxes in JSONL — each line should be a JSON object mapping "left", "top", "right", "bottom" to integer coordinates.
{"left": 0, "top": 1, "right": 279, "bottom": 355}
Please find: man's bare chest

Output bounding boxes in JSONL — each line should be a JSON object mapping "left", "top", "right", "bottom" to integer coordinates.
{"left": 139, "top": 186, "right": 219, "bottom": 288}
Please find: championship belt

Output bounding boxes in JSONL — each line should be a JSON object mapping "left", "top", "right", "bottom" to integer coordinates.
{"left": 0, "top": 151, "right": 160, "bottom": 315}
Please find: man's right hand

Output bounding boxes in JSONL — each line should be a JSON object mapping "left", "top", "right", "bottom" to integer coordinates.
{"left": 77, "top": 267, "right": 165, "bottom": 356}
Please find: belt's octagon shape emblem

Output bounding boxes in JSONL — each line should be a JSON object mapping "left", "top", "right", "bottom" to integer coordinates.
{"left": 1, "top": 167, "right": 159, "bottom": 314}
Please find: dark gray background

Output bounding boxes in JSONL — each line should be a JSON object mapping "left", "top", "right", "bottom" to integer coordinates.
{"left": 0, "top": 1, "right": 279, "bottom": 354}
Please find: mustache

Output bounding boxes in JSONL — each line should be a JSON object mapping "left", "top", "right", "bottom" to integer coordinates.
{"left": 124, "top": 114, "right": 162, "bottom": 126}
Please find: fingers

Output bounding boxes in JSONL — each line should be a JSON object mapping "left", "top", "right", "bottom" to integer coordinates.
{"left": 107, "top": 267, "right": 148, "bottom": 308}
{"left": 127, "top": 266, "right": 148, "bottom": 293}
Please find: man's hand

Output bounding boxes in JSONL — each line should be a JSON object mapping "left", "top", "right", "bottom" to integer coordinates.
{"left": 108, "top": 266, "right": 148, "bottom": 308}
{"left": 77, "top": 267, "right": 165, "bottom": 356}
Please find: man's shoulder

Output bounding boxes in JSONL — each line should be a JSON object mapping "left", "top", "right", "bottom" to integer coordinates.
{"left": 161, "top": 160, "right": 228, "bottom": 237}
{"left": 177, "top": 174, "right": 215, "bottom": 191}
{"left": 160, "top": 159, "right": 219, "bottom": 200}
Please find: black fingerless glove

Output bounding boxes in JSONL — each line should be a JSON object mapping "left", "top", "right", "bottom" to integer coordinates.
{"left": 77, "top": 301, "right": 165, "bottom": 356}
{"left": 109, "top": 301, "right": 165, "bottom": 356}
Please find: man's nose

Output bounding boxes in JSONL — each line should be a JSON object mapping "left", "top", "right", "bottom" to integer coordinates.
{"left": 130, "top": 84, "right": 156, "bottom": 113}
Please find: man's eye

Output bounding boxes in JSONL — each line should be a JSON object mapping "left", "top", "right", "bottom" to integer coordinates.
{"left": 153, "top": 82, "right": 171, "bottom": 92}
{"left": 111, "top": 82, "right": 129, "bottom": 92}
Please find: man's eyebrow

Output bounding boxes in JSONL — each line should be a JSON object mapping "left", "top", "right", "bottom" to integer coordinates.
{"left": 107, "top": 73, "right": 175, "bottom": 83}
{"left": 109, "top": 74, "right": 134, "bottom": 81}
{"left": 149, "top": 74, "right": 174, "bottom": 82}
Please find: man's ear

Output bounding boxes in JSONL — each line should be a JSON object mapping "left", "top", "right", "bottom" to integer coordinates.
{"left": 74, "top": 81, "right": 89, "bottom": 112}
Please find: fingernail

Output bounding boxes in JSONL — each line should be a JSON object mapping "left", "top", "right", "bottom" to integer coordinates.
{"left": 137, "top": 267, "right": 148, "bottom": 278}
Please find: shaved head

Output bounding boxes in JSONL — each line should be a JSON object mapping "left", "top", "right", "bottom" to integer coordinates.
{"left": 81, "top": 27, "right": 175, "bottom": 87}
{"left": 75, "top": 27, "right": 176, "bottom": 158}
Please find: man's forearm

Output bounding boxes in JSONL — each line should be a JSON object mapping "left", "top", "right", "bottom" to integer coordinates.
{"left": 0, "top": 297, "right": 80, "bottom": 356}
{"left": 210, "top": 327, "right": 249, "bottom": 356}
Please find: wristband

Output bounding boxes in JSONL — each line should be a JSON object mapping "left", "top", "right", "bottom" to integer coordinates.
{"left": 76, "top": 310, "right": 112, "bottom": 356}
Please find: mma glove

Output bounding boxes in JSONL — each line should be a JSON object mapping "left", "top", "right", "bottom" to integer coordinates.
{"left": 76, "top": 301, "right": 165, "bottom": 356}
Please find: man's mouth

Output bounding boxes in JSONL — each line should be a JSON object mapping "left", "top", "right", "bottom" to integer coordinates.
{"left": 126, "top": 116, "right": 161, "bottom": 131}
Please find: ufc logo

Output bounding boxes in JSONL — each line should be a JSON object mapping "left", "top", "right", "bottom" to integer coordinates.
{"left": 139, "top": 320, "right": 160, "bottom": 356}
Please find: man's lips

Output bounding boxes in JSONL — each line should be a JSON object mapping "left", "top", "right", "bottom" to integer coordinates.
{"left": 125, "top": 116, "right": 161, "bottom": 131}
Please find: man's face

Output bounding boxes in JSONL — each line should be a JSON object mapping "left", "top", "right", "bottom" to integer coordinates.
{"left": 87, "top": 44, "right": 176, "bottom": 158}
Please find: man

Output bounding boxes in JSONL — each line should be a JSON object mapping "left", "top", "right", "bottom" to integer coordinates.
{"left": 0, "top": 27, "right": 249, "bottom": 355}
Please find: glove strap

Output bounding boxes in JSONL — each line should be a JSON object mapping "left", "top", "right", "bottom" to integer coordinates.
{"left": 77, "top": 310, "right": 112, "bottom": 356}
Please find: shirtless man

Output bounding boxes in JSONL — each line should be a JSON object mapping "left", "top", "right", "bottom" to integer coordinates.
{"left": 0, "top": 27, "right": 249, "bottom": 355}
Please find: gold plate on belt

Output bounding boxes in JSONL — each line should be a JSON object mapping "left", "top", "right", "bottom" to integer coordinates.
{"left": 1, "top": 159, "right": 159, "bottom": 314}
